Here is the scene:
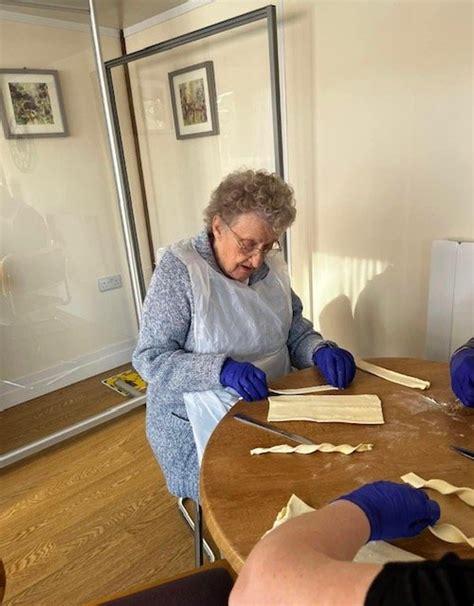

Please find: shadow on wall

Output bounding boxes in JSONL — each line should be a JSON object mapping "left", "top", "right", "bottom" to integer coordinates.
{"left": 319, "top": 294, "right": 357, "bottom": 354}
{"left": 319, "top": 265, "right": 410, "bottom": 358}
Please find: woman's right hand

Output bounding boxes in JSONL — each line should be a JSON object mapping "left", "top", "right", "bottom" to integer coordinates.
{"left": 220, "top": 358, "right": 268, "bottom": 401}
{"left": 335, "top": 481, "right": 440, "bottom": 541}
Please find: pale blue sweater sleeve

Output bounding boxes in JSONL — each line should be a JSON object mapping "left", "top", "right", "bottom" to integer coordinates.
{"left": 132, "top": 250, "right": 226, "bottom": 395}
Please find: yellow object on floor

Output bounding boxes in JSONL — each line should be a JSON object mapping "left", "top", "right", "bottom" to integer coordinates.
{"left": 102, "top": 369, "right": 147, "bottom": 396}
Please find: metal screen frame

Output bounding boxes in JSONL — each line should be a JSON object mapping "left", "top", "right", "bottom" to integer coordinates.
{"left": 104, "top": 4, "right": 286, "bottom": 262}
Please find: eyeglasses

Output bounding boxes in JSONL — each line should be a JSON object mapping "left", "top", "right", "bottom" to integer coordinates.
{"left": 224, "top": 221, "right": 282, "bottom": 257}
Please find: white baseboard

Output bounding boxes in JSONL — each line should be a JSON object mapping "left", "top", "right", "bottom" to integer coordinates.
{"left": 0, "top": 339, "right": 136, "bottom": 411}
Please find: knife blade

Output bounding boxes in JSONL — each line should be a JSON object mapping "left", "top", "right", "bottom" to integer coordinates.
{"left": 450, "top": 445, "right": 474, "bottom": 461}
{"left": 233, "top": 412, "right": 316, "bottom": 445}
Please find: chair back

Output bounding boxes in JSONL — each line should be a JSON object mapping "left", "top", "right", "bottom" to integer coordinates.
{"left": 0, "top": 559, "right": 6, "bottom": 604}
{"left": 92, "top": 560, "right": 234, "bottom": 606}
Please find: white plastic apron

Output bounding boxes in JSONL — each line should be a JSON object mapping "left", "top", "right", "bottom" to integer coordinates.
{"left": 170, "top": 238, "right": 292, "bottom": 463}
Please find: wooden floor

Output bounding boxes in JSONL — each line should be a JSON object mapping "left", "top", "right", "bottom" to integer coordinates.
{"left": 0, "top": 408, "right": 199, "bottom": 605}
{"left": 2, "top": 364, "right": 133, "bottom": 454}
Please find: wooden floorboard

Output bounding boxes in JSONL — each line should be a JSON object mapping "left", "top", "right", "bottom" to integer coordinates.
{"left": 0, "top": 408, "right": 198, "bottom": 605}
{"left": 1, "top": 364, "right": 135, "bottom": 454}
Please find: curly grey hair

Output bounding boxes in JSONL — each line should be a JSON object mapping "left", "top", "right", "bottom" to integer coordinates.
{"left": 203, "top": 169, "right": 296, "bottom": 234}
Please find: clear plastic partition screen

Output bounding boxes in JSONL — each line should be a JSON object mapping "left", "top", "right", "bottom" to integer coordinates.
{"left": 124, "top": 18, "right": 276, "bottom": 257}
{"left": 0, "top": 16, "right": 139, "bottom": 456}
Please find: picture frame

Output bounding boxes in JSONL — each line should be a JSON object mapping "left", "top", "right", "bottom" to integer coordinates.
{"left": 0, "top": 68, "right": 68, "bottom": 139}
{"left": 168, "top": 61, "right": 219, "bottom": 140}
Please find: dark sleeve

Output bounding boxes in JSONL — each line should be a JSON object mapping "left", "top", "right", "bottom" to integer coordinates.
{"left": 452, "top": 338, "right": 474, "bottom": 359}
{"left": 287, "top": 289, "right": 337, "bottom": 369}
{"left": 364, "top": 553, "right": 474, "bottom": 606}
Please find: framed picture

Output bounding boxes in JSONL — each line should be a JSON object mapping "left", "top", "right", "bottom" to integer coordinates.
{"left": 0, "top": 69, "right": 68, "bottom": 139}
{"left": 168, "top": 61, "right": 219, "bottom": 140}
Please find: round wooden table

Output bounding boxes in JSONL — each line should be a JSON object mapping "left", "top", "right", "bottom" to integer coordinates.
{"left": 200, "top": 358, "right": 473, "bottom": 572}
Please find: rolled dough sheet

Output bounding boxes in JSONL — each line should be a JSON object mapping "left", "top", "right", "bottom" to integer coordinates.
{"left": 264, "top": 494, "right": 422, "bottom": 562}
{"left": 356, "top": 359, "right": 430, "bottom": 390}
{"left": 250, "top": 443, "right": 373, "bottom": 455}
{"left": 273, "top": 493, "right": 314, "bottom": 527}
{"left": 261, "top": 493, "right": 314, "bottom": 539}
{"left": 401, "top": 472, "right": 474, "bottom": 506}
{"left": 268, "top": 394, "right": 384, "bottom": 424}
{"left": 269, "top": 385, "right": 337, "bottom": 395}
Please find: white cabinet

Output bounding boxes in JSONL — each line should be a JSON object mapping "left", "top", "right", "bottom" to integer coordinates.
{"left": 425, "top": 240, "right": 473, "bottom": 361}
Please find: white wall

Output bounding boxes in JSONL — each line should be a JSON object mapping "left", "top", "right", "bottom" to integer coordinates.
{"left": 0, "top": 16, "right": 139, "bottom": 408}
{"left": 127, "top": 0, "right": 473, "bottom": 359}
{"left": 284, "top": 1, "right": 473, "bottom": 357}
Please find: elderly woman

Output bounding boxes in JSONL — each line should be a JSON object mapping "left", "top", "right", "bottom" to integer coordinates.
{"left": 133, "top": 169, "right": 356, "bottom": 501}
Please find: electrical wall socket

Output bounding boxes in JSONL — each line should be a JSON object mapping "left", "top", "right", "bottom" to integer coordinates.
{"left": 98, "top": 274, "right": 122, "bottom": 292}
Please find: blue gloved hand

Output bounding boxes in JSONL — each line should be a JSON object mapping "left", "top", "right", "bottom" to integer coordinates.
{"left": 450, "top": 347, "right": 474, "bottom": 407}
{"left": 313, "top": 346, "right": 356, "bottom": 389}
{"left": 336, "top": 481, "right": 440, "bottom": 541}
{"left": 220, "top": 358, "right": 268, "bottom": 402}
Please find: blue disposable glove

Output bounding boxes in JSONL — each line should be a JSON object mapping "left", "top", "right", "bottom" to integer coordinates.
{"left": 336, "top": 481, "right": 440, "bottom": 542}
{"left": 313, "top": 346, "right": 356, "bottom": 389}
{"left": 450, "top": 347, "right": 474, "bottom": 407}
{"left": 220, "top": 358, "right": 268, "bottom": 402}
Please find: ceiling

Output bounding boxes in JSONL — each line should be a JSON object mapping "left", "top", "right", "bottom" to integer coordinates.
{"left": 0, "top": 0, "right": 189, "bottom": 29}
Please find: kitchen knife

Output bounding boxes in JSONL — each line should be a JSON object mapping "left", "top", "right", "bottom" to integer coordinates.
{"left": 450, "top": 445, "right": 474, "bottom": 461}
{"left": 233, "top": 412, "right": 316, "bottom": 445}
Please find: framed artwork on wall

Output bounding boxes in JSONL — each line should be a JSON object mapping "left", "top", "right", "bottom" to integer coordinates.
{"left": 168, "top": 61, "right": 219, "bottom": 140}
{"left": 0, "top": 68, "right": 68, "bottom": 139}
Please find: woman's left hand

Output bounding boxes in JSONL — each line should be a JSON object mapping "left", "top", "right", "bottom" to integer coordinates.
{"left": 450, "top": 347, "right": 474, "bottom": 407}
{"left": 313, "top": 346, "right": 356, "bottom": 389}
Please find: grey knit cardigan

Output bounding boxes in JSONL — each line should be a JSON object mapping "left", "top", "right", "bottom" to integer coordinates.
{"left": 132, "top": 230, "right": 333, "bottom": 501}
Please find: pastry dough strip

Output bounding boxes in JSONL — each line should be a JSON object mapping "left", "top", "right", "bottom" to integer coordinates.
{"left": 401, "top": 472, "right": 474, "bottom": 506}
{"left": 356, "top": 359, "right": 430, "bottom": 390}
{"left": 269, "top": 385, "right": 337, "bottom": 395}
{"left": 251, "top": 443, "right": 373, "bottom": 455}
{"left": 429, "top": 524, "right": 474, "bottom": 548}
